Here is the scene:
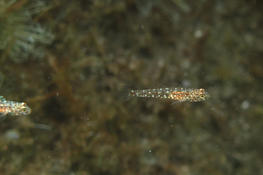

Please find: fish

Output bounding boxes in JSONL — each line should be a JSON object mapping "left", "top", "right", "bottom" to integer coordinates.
{"left": 128, "top": 88, "right": 208, "bottom": 102}
{"left": 0, "top": 96, "right": 31, "bottom": 116}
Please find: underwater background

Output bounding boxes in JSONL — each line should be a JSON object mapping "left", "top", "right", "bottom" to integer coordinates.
{"left": 0, "top": 0, "right": 263, "bottom": 174}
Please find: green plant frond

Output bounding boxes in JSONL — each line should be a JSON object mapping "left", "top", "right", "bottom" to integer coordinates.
{"left": 0, "top": 0, "right": 53, "bottom": 62}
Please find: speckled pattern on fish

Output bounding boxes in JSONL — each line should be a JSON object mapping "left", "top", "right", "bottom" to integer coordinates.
{"left": 0, "top": 96, "right": 31, "bottom": 116}
{"left": 129, "top": 88, "right": 208, "bottom": 102}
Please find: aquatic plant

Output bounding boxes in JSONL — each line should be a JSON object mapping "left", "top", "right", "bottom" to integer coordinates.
{"left": 0, "top": 0, "right": 53, "bottom": 61}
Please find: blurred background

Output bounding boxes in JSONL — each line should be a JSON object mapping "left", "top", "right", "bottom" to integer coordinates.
{"left": 0, "top": 0, "right": 262, "bottom": 174}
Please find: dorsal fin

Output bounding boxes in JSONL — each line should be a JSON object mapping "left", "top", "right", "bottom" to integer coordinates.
{"left": 0, "top": 96, "right": 7, "bottom": 102}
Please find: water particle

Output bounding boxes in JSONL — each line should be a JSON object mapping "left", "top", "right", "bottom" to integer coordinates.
{"left": 5, "top": 130, "right": 20, "bottom": 140}
{"left": 241, "top": 100, "right": 250, "bottom": 110}
{"left": 194, "top": 29, "right": 203, "bottom": 38}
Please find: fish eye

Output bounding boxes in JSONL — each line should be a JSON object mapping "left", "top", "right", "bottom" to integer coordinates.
{"left": 20, "top": 104, "right": 31, "bottom": 115}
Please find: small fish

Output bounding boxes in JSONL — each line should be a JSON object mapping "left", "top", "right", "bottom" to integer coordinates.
{"left": 0, "top": 96, "right": 31, "bottom": 116}
{"left": 129, "top": 88, "right": 208, "bottom": 102}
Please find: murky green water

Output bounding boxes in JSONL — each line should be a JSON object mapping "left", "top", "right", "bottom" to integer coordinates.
{"left": 0, "top": 1, "right": 262, "bottom": 174}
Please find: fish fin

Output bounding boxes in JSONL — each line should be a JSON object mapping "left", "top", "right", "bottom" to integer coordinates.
{"left": 0, "top": 96, "right": 6, "bottom": 102}
{"left": 118, "top": 83, "right": 138, "bottom": 102}
{"left": 0, "top": 114, "right": 7, "bottom": 121}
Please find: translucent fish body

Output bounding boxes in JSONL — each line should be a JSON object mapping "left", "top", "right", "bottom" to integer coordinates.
{"left": 129, "top": 88, "right": 208, "bottom": 102}
{"left": 0, "top": 96, "right": 31, "bottom": 116}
